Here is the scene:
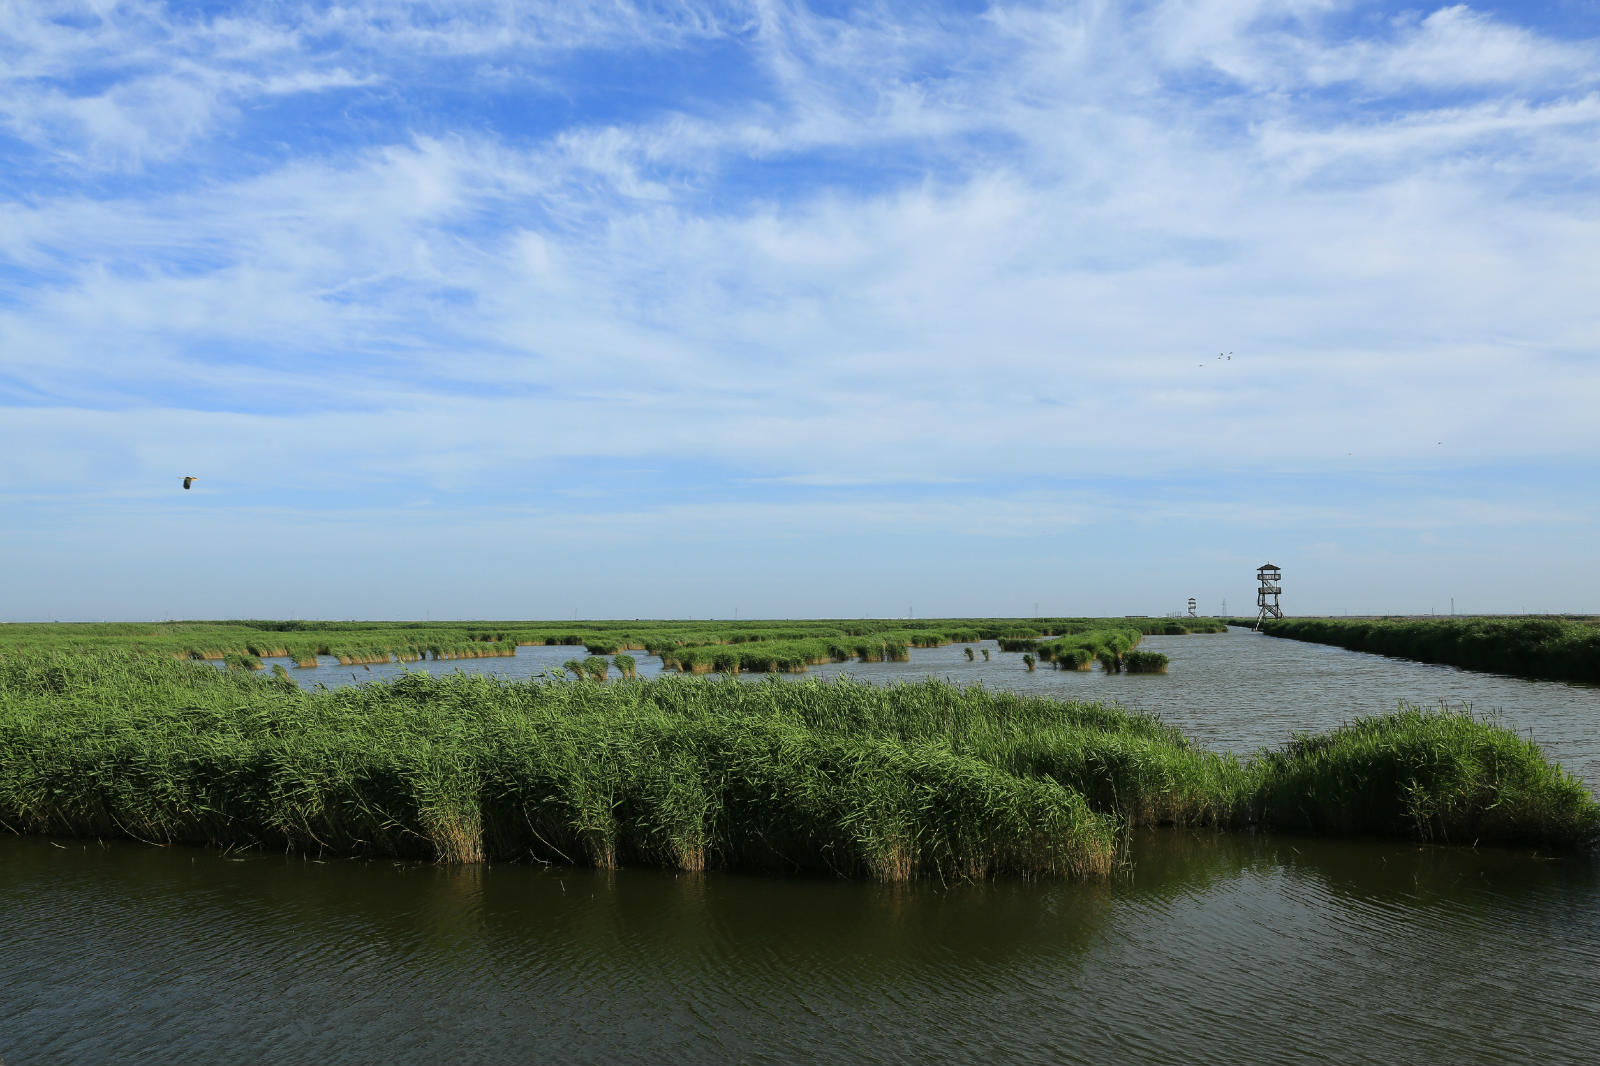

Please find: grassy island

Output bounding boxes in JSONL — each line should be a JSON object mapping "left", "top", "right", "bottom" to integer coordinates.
{"left": 2, "top": 652, "right": 1593, "bottom": 880}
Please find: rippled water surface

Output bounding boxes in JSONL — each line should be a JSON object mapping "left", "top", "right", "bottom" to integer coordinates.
{"left": 3, "top": 833, "right": 1596, "bottom": 1065}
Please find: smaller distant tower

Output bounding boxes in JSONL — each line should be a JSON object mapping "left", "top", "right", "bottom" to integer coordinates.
{"left": 1254, "top": 564, "right": 1283, "bottom": 630}
{"left": 1187, "top": 597, "right": 1197, "bottom": 617}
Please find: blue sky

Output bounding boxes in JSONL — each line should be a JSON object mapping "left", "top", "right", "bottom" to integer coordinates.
{"left": 2, "top": 0, "right": 1598, "bottom": 621}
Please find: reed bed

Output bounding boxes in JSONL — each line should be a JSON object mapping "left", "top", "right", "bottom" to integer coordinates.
{"left": 1054, "top": 648, "right": 1093, "bottom": 670}
{"left": 656, "top": 634, "right": 923, "bottom": 674}
{"left": 1259, "top": 617, "right": 1600, "bottom": 684}
{"left": 0, "top": 655, "right": 1119, "bottom": 880}
{"left": 2, "top": 653, "right": 1591, "bottom": 881}
{"left": 1254, "top": 707, "right": 1599, "bottom": 847}
{"left": 658, "top": 639, "right": 833, "bottom": 674}
{"left": 0, "top": 617, "right": 1225, "bottom": 675}
{"left": 1035, "top": 627, "right": 1145, "bottom": 672}
{"left": 996, "top": 637, "right": 1040, "bottom": 653}
{"left": 1122, "top": 651, "right": 1169, "bottom": 673}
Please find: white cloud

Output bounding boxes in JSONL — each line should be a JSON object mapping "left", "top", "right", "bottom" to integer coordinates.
{"left": 4, "top": 2, "right": 1600, "bottom": 615}
{"left": 1308, "top": 6, "right": 1599, "bottom": 91}
{"left": 0, "top": 1, "right": 740, "bottom": 166}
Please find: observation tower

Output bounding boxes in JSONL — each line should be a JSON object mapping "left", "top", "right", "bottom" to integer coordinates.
{"left": 1187, "top": 597, "right": 1197, "bottom": 617}
{"left": 1254, "top": 564, "right": 1282, "bottom": 630}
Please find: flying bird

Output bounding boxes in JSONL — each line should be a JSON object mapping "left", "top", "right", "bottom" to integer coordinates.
{"left": 182, "top": 476, "right": 198, "bottom": 490}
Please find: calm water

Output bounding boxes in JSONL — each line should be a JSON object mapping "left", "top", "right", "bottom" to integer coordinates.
{"left": 3, "top": 833, "right": 1596, "bottom": 1065}
{"left": 269, "top": 627, "right": 1600, "bottom": 787}
{"left": 11, "top": 630, "right": 1598, "bottom": 1064}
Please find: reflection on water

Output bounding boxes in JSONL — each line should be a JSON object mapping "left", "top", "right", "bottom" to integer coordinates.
{"left": 2, "top": 835, "right": 1595, "bottom": 1065}
{"left": 264, "top": 627, "right": 1600, "bottom": 789}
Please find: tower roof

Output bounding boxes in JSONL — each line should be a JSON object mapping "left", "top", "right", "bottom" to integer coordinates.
{"left": 1257, "top": 562, "right": 1280, "bottom": 570}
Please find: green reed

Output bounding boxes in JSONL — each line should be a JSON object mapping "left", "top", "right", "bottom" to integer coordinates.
{"left": 5, "top": 653, "right": 1591, "bottom": 878}
{"left": 1259, "top": 616, "right": 1600, "bottom": 684}
{"left": 0, "top": 654, "right": 1126, "bottom": 879}
{"left": 1123, "top": 651, "right": 1169, "bottom": 673}
{"left": 1253, "top": 706, "right": 1599, "bottom": 847}
{"left": 1037, "top": 627, "right": 1144, "bottom": 671}
{"left": 0, "top": 617, "right": 1225, "bottom": 678}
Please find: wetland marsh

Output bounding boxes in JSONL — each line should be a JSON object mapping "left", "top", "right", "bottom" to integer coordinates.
{"left": 2, "top": 618, "right": 1597, "bottom": 1064}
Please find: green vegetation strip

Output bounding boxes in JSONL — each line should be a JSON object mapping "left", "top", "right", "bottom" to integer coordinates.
{"left": 0, "top": 616, "right": 1225, "bottom": 673}
{"left": 2, "top": 653, "right": 1593, "bottom": 880}
{"left": 1258, "top": 617, "right": 1600, "bottom": 684}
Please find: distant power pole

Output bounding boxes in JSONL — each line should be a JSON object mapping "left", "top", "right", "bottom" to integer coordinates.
{"left": 1221, "top": 597, "right": 1227, "bottom": 617}
{"left": 1253, "top": 563, "right": 1283, "bottom": 631}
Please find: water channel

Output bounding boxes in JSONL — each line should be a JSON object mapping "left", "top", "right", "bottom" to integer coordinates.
{"left": 6, "top": 629, "right": 1598, "bottom": 1064}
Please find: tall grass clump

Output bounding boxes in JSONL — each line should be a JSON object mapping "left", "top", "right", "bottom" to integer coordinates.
{"left": 1053, "top": 648, "right": 1092, "bottom": 670}
{"left": 1251, "top": 706, "right": 1600, "bottom": 848}
{"left": 1123, "top": 651, "right": 1169, "bottom": 673}
{"left": 0, "top": 654, "right": 1125, "bottom": 880}
{"left": 640, "top": 677, "right": 1254, "bottom": 831}
{"left": 1038, "top": 627, "right": 1144, "bottom": 672}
